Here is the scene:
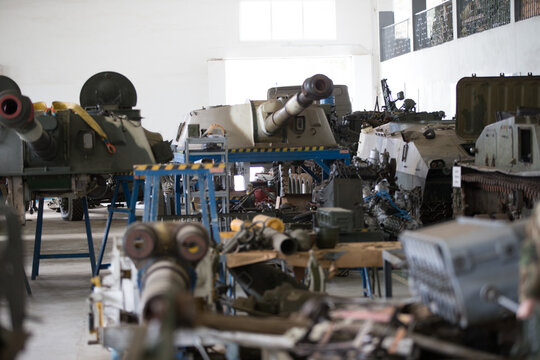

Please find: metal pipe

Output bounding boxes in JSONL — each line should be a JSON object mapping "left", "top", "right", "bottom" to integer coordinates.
{"left": 0, "top": 90, "right": 56, "bottom": 160}
{"left": 140, "top": 260, "right": 190, "bottom": 321}
{"left": 263, "top": 74, "right": 333, "bottom": 135}
{"left": 262, "top": 227, "right": 297, "bottom": 255}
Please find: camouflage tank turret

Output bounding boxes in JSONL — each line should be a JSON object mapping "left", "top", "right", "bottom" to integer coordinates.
{"left": 0, "top": 71, "right": 172, "bottom": 221}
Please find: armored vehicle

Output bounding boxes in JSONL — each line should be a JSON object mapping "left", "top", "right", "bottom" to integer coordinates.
{"left": 454, "top": 75, "right": 540, "bottom": 219}
{"left": 358, "top": 74, "right": 540, "bottom": 226}
{"left": 0, "top": 71, "right": 171, "bottom": 221}
{"left": 176, "top": 74, "right": 337, "bottom": 149}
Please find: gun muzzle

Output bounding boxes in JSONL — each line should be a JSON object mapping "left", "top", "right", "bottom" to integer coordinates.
{"left": 0, "top": 90, "right": 57, "bottom": 160}
{"left": 263, "top": 74, "right": 334, "bottom": 135}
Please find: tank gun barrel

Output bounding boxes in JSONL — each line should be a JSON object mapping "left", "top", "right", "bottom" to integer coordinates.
{"left": 263, "top": 74, "right": 333, "bottom": 135}
{"left": 0, "top": 90, "right": 56, "bottom": 160}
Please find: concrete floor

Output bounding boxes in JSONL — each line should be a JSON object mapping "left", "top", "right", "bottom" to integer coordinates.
{"left": 14, "top": 206, "right": 410, "bottom": 360}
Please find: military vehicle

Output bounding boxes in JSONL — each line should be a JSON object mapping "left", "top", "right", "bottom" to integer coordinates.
{"left": 0, "top": 71, "right": 172, "bottom": 221}
{"left": 358, "top": 74, "right": 540, "bottom": 227}
{"left": 176, "top": 74, "right": 337, "bottom": 149}
{"left": 453, "top": 75, "right": 540, "bottom": 219}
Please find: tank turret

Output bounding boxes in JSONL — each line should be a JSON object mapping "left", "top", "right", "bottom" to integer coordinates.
{"left": 177, "top": 74, "right": 338, "bottom": 149}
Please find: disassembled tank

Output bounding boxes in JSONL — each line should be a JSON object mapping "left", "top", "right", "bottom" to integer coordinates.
{"left": 0, "top": 71, "right": 172, "bottom": 221}
{"left": 176, "top": 74, "right": 338, "bottom": 149}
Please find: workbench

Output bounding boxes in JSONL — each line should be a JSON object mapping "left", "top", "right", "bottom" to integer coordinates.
{"left": 225, "top": 242, "right": 402, "bottom": 268}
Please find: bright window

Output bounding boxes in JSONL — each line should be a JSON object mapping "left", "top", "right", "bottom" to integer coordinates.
{"left": 239, "top": 0, "right": 336, "bottom": 41}
{"left": 222, "top": 57, "right": 353, "bottom": 106}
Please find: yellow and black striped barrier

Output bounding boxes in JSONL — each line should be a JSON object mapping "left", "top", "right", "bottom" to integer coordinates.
{"left": 230, "top": 146, "right": 325, "bottom": 153}
{"left": 134, "top": 163, "right": 226, "bottom": 172}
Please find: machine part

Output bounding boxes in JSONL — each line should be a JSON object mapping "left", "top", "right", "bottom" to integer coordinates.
{"left": 123, "top": 223, "right": 162, "bottom": 260}
{"left": 480, "top": 284, "right": 520, "bottom": 314}
{"left": 139, "top": 260, "right": 191, "bottom": 321}
{"left": 263, "top": 74, "right": 333, "bottom": 135}
{"left": 0, "top": 90, "right": 57, "bottom": 160}
{"left": 400, "top": 217, "right": 524, "bottom": 327}
{"left": 174, "top": 223, "right": 210, "bottom": 264}
{"left": 79, "top": 71, "right": 137, "bottom": 109}
{"left": 290, "top": 229, "right": 313, "bottom": 251}
{"left": 252, "top": 214, "right": 285, "bottom": 232}
{"left": 261, "top": 226, "right": 297, "bottom": 255}
{"left": 229, "top": 263, "right": 308, "bottom": 301}
{"left": 123, "top": 222, "right": 210, "bottom": 265}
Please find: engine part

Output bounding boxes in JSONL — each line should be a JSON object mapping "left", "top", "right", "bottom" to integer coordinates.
{"left": 400, "top": 217, "right": 524, "bottom": 327}
{"left": 140, "top": 260, "right": 191, "bottom": 321}
{"left": 123, "top": 222, "right": 209, "bottom": 265}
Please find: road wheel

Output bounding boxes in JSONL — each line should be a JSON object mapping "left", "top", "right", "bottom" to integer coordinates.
{"left": 60, "top": 198, "right": 84, "bottom": 221}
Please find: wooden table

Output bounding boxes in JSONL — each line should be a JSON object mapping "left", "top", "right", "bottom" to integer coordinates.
{"left": 226, "top": 242, "right": 402, "bottom": 269}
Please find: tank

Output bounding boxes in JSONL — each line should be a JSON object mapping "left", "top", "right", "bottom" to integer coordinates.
{"left": 176, "top": 74, "right": 337, "bottom": 149}
{"left": 357, "top": 117, "right": 472, "bottom": 225}
{"left": 455, "top": 109, "right": 540, "bottom": 219}
{"left": 0, "top": 71, "right": 172, "bottom": 221}
{"left": 358, "top": 74, "right": 540, "bottom": 227}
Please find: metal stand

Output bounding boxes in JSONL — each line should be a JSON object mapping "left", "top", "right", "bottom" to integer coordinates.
{"left": 31, "top": 196, "right": 96, "bottom": 280}
{"left": 134, "top": 164, "right": 225, "bottom": 244}
{"left": 94, "top": 175, "right": 143, "bottom": 276}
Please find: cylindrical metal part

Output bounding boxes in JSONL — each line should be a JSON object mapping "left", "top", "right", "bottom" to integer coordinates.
{"left": 262, "top": 227, "right": 297, "bottom": 255}
{"left": 263, "top": 74, "right": 333, "bottom": 135}
{"left": 123, "top": 222, "right": 179, "bottom": 260}
{"left": 290, "top": 229, "right": 313, "bottom": 252}
{"left": 0, "top": 90, "right": 56, "bottom": 160}
{"left": 175, "top": 223, "right": 209, "bottom": 265}
{"left": 230, "top": 218, "right": 246, "bottom": 232}
{"left": 252, "top": 214, "right": 285, "bottom": 233}
{"left": 140, "top": 260, "right": 190, "bottom": 321}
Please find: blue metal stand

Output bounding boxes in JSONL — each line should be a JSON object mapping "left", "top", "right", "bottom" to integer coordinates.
{"left": 174, "top": 146, "right": 349, "bottom": 180}
{"left": 94, "top": 175, "right": 142, "bottom": 276}
{"left": 134, "top": 164, "right": 224, "bottom": 244}
{"left": 31, "top": 196, "right": 96, "bottom": 280}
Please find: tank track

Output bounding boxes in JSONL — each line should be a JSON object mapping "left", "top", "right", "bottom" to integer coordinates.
{"left": 461, "top": 172, "right": 540, "bottom": 201}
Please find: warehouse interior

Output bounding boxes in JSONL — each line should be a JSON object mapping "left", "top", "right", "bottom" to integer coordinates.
{"left": 0, "top": 0, "right": 539, "bottom": 359}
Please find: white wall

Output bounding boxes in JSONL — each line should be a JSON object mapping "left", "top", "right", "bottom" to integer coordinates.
{"left": 0, "top": 0, "right": 378, "bottom": 139}
{"left": 379, "top": 15, "right": 540, "bottom": 118}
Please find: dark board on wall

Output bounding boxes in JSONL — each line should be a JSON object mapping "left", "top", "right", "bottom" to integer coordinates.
{"left": 414, "top": 1, "right": 453, "bottom": 50}
{"left": 515, "top": 0, "right": 540, "bottom": 21}
{"left": 381, "top": 19, "right": 411, "bottom": 61}
{"left": 458, "top": 0, "right": 510, "bottom": 38}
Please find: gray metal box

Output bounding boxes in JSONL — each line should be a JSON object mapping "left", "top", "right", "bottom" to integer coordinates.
{"left": 400, "top": 217, "right": 524, "bottom": 327}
